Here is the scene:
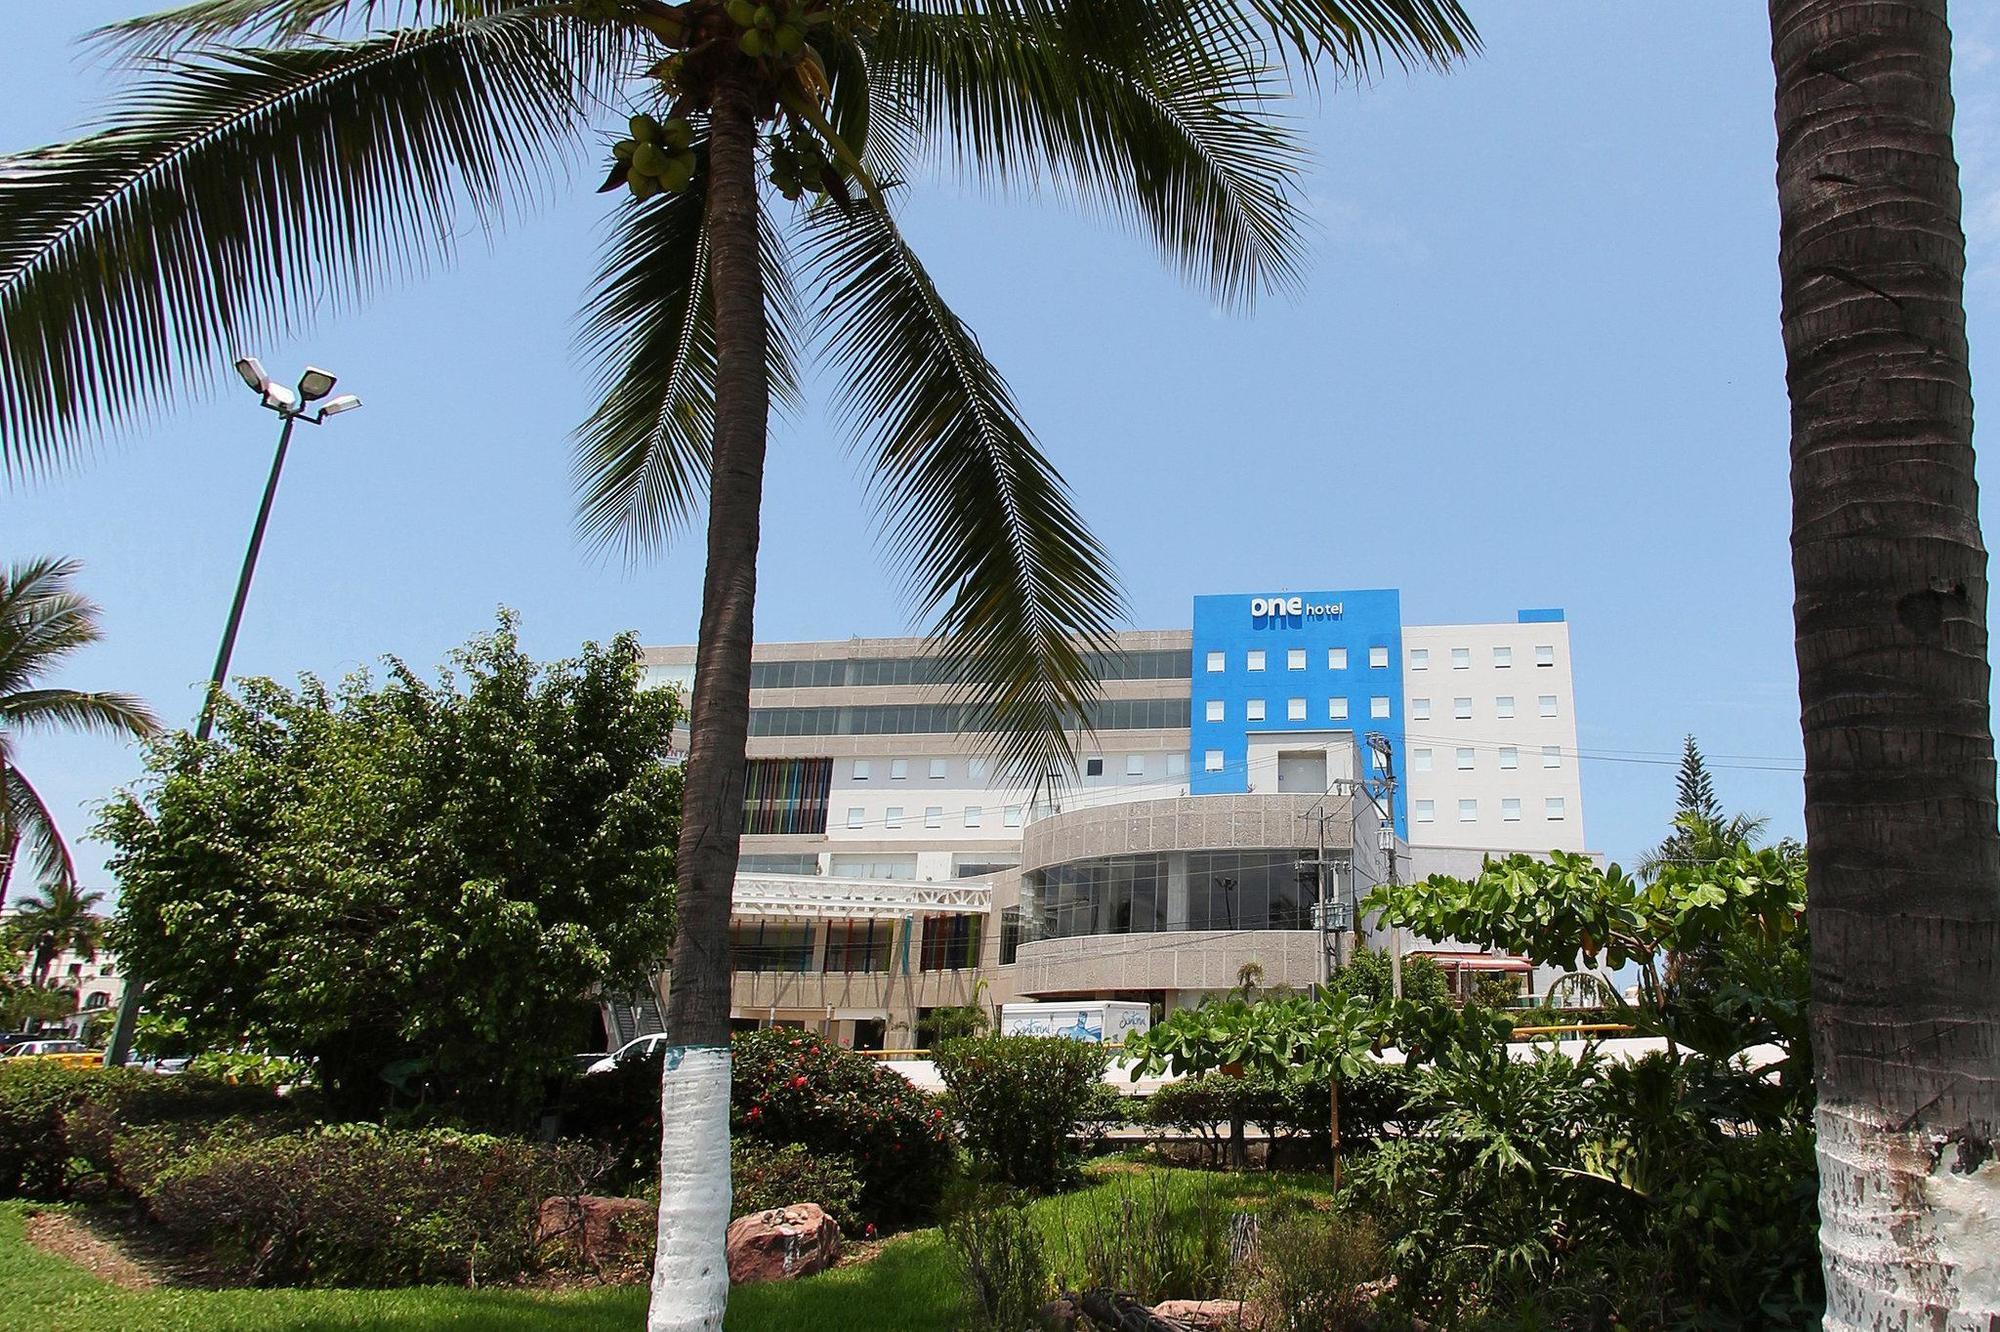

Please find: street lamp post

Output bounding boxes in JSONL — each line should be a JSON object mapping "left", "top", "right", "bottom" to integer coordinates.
{"left": 102, "top": 359, "right": 361, "bottom": 1068}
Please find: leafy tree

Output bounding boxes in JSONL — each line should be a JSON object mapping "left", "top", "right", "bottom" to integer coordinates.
{"left": 0, "top": 5, "right": 1478, "bottom": 1319}
{"left": 1, "top": 983, "right": 77, "bottom": 1031}
{"left": 6, "top": 882, "right": 108, "bottom": 988}
{"left": 0, "top": 558, "right": 160, "bottom": 913}
{"left": 1636, "top": 735, "right": 1770, "bottom": 879}
{"left": 1325, "top": 942, "right": 1448, "bottom": 1008}
{"left": 96, "top": 616, "right": 680, "bottom": 1125}
{"left": 1768, "top": 4, "right": 2000, "bottom": 1317}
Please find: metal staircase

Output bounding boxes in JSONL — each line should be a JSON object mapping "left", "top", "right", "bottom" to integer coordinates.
{"left": 602, "top": 990, "right": 667, "bottom": 1047}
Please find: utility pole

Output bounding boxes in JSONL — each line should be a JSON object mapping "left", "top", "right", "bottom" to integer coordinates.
{"left": 1364, "top": 734, "right": 1402, "bottom": 1000}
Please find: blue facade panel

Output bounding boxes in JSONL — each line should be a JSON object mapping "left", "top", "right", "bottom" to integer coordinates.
{"left": 1516, "top": 607, "right": 1565, "bottom": 623}
{"left": 1188, "top": 589, "right": 1406, "bottom": 835}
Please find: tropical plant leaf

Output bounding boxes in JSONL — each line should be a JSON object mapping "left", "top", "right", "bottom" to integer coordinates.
{"left": 572, "top": 141, "right": 804, "bottom": 559}
{"left": 0, "top": 690, "right": 162, "bottom": 740}
{"left": 92, "top": 0, "right": 538, "bottom": 58}
{"left": 2, "top": 763, "right": 75, "bottom": 888}
{"left": 799, "top": 195, "right": 1124, "bottom": 787}
{"left": 0, "top": 17, "right": 594, "bottom": 478}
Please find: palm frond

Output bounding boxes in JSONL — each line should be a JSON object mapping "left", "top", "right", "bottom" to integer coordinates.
{"left": 93, "top": 0, "right": 535, "bottom": 59}
{"left": 2, "top": 689, "right": 162, "bottom": 740}
{"left": 875, "top": 0, "right": 1309, "bottom": 308}
{"left": 1, "top": 764, "right": 75, "bottom": 888}
{"left": 800, "top": 196, "right": 1124, "bottom": 788}
{"left": 0, "top": 558, "right": 103, "bottom": 696}
{"left": 572, "top": 146, "right": 804, "bottom": 560}
{"left": 0, "top": 16, "right": 597, "bottom": 479}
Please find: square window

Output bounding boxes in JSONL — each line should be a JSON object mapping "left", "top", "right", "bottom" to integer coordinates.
{"left": 1328, "top": 648, "right": 1348, "bottom": 670}
{"left": 1085, "top": 756, "right": 1105, "bottom": 776}
{"left": 1204, "top": 749, "right": 1224, "bottom": 772}
{"left": 929, "top": 758, "right": 948, "bottom": 779}
{"left": 1246, "top": 699, "right": 1267, "bottom": 721}
{"left": 1247, "top": 650, "right": 1267, "bottom": 672}
{"left": 1458, "top": 799, "right": 1478, "bottom": 823}
{"left": 1005, "top": 805, "right": 1024, "bottom": 827}
{"left": 1496, "top": 695, "right": 1516, "bottom": 719}
{"left": 846, "top": 807, "right": 864, "bottom": 829}
{"left": 890, "top": 759, "right": 909, "bottom": 780}
{"left": 852, "top": 760, "right": 871, "bottom": 781}
{"left": 1167, "top": 753, "right": 1187, "bottom": 776}
{"left": 1454, "top": 697, "right": 1473, "bottom": 719}
{"left": 1499, "top": 746, "right": 1519, "bottom": 770}
{"left": 965, "top": 805, "right": 982, "bottom": 828}
{"left": 1287, "top": 698, "right": 1307, "bottom": 721}
{"left": 924, "top": 806, "right": 943, "bottom": 829}
{"left": 1415, "top": 799, "right": 1436, "bottom": 823}
{"left": 1287, "top": 648, "right": 1306, "bottom": 671}
{"left": 1494, "top": 646, "right": 1513, "bottom": 668}
{"left": 1451, "top": 647, "right": 1470, "bottom": 670}
{"left": 1329, "top": 697, "right": 1349, "bottom": 720}
{"left": 1414, "top": 748, "right": 1433, "bottom": 772}
{"left": 1126, "top": 754, "right": 1146, "bottom": 776}
{"left": 1543, "top": 745, "right": 1561, "bottom": 769}
{"left": 1206, "top": 651, "right": 1226, "bottom": 673}
{"left": 1206, "top": 699, "right": 1225, "bottom": 722}
{"left": 1369, "top": 645, "right": 1390, "bottom": 669}
{"left": 1538, "top": 695, "right": 1558, "bottom": 717}
{"left": 1546, "top": 797, "right": 1567, "bottom": 820}
{"left": 1412, "top": 698, "right": 1431, "bottom": 721}
{"left": 1456, "top": 747, "right": 1475, "bottom": 770}
{"left": 1410, "top": 648, "right": 1429, "bottom": 670}
{"left": 969, "top": 757, "right": 988, "bottom": 782}
{"left": 1502, "top": 797, "right": 1521, "bottom": 822}
{"left": 1536, "top": 645, "right": 1556, "bottom": 667}
{"left": 1370, "top": 696, "right": 1391, "bottom": 719}
{"left": 886, "top": 806, "right": 904, "bottom": 829}
{"left": 1369, "top": 747, "right": 1385, "bottom": 772}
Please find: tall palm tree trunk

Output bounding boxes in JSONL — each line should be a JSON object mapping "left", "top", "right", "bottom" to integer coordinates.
{"left": 1771, "top": 2, "right": 2000, "bottom": 1324}
{"left": 648, "top": 71, "right": 769, "bottom": 1332}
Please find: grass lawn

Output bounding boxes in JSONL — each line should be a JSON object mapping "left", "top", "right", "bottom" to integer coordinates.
{"left": 0, "top": 1164, "right": 1334, "bottom": 1332}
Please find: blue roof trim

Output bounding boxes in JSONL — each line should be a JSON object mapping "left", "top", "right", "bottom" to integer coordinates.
{"left": 1517, "top": 608, "right": 1565, "bottom": 623}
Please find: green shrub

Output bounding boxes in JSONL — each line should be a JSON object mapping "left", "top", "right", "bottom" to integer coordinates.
{"left": 135, "top": 1124, "right": 582, "bottom": 1286}
{"left": 1250, "top": 1208, "right": 1387, "bottom": 1332}
{"left": 935, "top": 1035, "right": 1110, "bottom": 1192}
{"left": 942, "top": 1186, "right": 1054, "bottom": 1332}
{"left": 1140, "top": 1078, "right": 1234, "bottom": 1166}
{"left": 732, "top": 1028, "right": 955, "bottom": 1226}
{"left": 730, "top": 1140, "right": 865, "bottom": 1236}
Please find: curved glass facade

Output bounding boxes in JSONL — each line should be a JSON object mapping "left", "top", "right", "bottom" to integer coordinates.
{"left": 1024, "top": 850, "right": 1331, "bottom": 940}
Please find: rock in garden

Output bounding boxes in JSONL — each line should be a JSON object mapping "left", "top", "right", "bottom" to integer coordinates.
{"left": 1150, "top": 1298, "right": 1263, "bottom": 1330}
{"left": 725, "top": 1203, "right": 841, "bottom": 1284}
{"left": 536, "top": 1194, "right": 655, "bottom": 1270}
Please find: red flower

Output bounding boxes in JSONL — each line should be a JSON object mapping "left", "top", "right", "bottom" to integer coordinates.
{"left": 746, "top": 1106, "right": 762, "bottom": 1120}
{"left": 791, "top": 1075, "right": 808, "bottom": 1089}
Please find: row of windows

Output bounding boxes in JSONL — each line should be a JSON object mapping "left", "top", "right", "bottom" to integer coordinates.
{"left": 748, "top": 649, "right": 1191, "bottom": 691}
{"left": 849, "top": 753, "right": 1189, "bottom": 784}
{"left": 1025, "top": 850, "right": 1326, "bottom": 938}
{"left": 1412, "top": 745, "right": 1564, "bottom": 772}
{"left": 1410, "top": 695, "right": 1559, "bottom": 721}
{"left": 1415, "top": 797, "right": 1567, "bottom": 823}
{"left": 1410, "top": 645, "right": 1557, "bottom": 670}
{"left": 749, "top": 697, "right": 1192, "bottom": 737}
{"left": 1202, "top": 696, "right": 1391, "bottom": 724}
{"left": 846, "top": 804, "right": 1025, "bottom": 830}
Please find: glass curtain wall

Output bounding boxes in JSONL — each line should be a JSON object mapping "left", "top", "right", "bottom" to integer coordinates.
{"left": 1025, "top": 850, "right": 1329, "bottom": 940}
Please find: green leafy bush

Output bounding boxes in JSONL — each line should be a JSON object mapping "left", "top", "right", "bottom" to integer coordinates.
{"left": 730, "top": 1140, "right": 865, "bottom": 1235}
{"left": 935, "top": 1034, "right": 1110, "bottom": 1191}
{"left": 942, "top": 1186, "right": 1054, "bottom": 1332}
{"left": 732, "top": 1028, "right": 955, "bottom": 1225}
{"left": 135, "top": 1124, "right": 582, "bottom": 1286}
{"left": 1139, "top": 1077, "right": 1234, "bottom": 1166}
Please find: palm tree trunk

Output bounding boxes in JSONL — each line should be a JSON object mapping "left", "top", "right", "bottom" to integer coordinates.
{"left": 0, "top": 834, "right": 15, "bottom": 918}
{"left": 646, "top": 72, "right": 770, "bottom": 1332}
{"left": 1771, "top": 3, "right": 2000, "bottom": 1325}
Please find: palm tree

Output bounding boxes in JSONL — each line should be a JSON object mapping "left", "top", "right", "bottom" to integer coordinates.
{"left": 0, "top": 558, "right": 161, "bottom": 915}
{"left": 0, "top": 2, "right": 1476, "bottom": 1323}
{"left": 8, "top": 881, "right": 108, "bottom": 988}
{"left": 1769, "top": 1, "right": 2000, "bottom": 1322}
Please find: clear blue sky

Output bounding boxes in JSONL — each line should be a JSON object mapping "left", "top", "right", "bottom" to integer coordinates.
{"left": 9, "top": 4, "right": 2000, "bottom": 892}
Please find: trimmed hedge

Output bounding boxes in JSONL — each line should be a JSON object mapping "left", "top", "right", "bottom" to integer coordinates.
{"left": 935, "top": 1034, "right": 1110, "bottom": 1192}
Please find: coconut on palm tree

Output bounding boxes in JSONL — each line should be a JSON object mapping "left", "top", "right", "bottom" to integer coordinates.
{"left": 0, "top": 558, "right": 161, "bottom": 915}
{"left": 1769, "top": 0, "right": 2000, "bottom": 1322}
{"left": 0, "top": 2, "right": 1475, "bottom": 1324}
{"left": 7, "top": 881, "right": 108, "bottom": 988}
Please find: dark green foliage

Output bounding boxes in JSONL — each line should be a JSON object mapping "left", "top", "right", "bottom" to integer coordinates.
{"left": 1250, "top": 1207, "right": 1387, "bottom": 1332}
{"left": 0, "top": 983, "right": 75, "bottom": 1029}
{"left": 133, "top": 1124, "right": 584, "bottom": 1287}
{"left": 1324, "top": 943, "right": 1449, "bottom": 1008}
{"left": 915, "top": 1001, "right": 990, "bottom": 1047}
{"left": 1674, "top": 735, "right": 1722, "bottom": 826}
{"left": 732, "top": 1028, "right": 955, "bottom": 1226}
{"left": 941, "top": 1186, "right": 1053, "bottom": 1332}
{"left": 0, "top": 1061, "right": 293, "bottom": 1201}
{"left": 934, "top": 1034, "right": 1109, "bottom": 1192}
{"left": 731, "top": 1140, "right": 865, "bottom": 1236}
{"left": 1141, "top": 1063, "right": 1417, "bottom": 1168}
{"left": 98, "top": 616, "right": 681, "bottom": 1126}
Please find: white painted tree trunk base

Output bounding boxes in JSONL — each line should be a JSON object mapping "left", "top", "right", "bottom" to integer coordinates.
{"left": 648, "top": 1046, "right": 732, "bottom": 1332}
{"left": 1818, "top": 1099, "right": 2000, "bottom": 1330}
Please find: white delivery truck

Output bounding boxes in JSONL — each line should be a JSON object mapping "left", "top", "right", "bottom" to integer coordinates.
{"left": 999, "top": 1001, "right": 1152, "bottom": 1047}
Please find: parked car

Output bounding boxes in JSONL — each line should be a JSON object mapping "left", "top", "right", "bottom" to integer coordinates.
{"left": 0, "top": 1039, "right": 101, "bottom": 1069}
{"left": 584, "top": 1033, "right": 670, "bottom": 1075}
